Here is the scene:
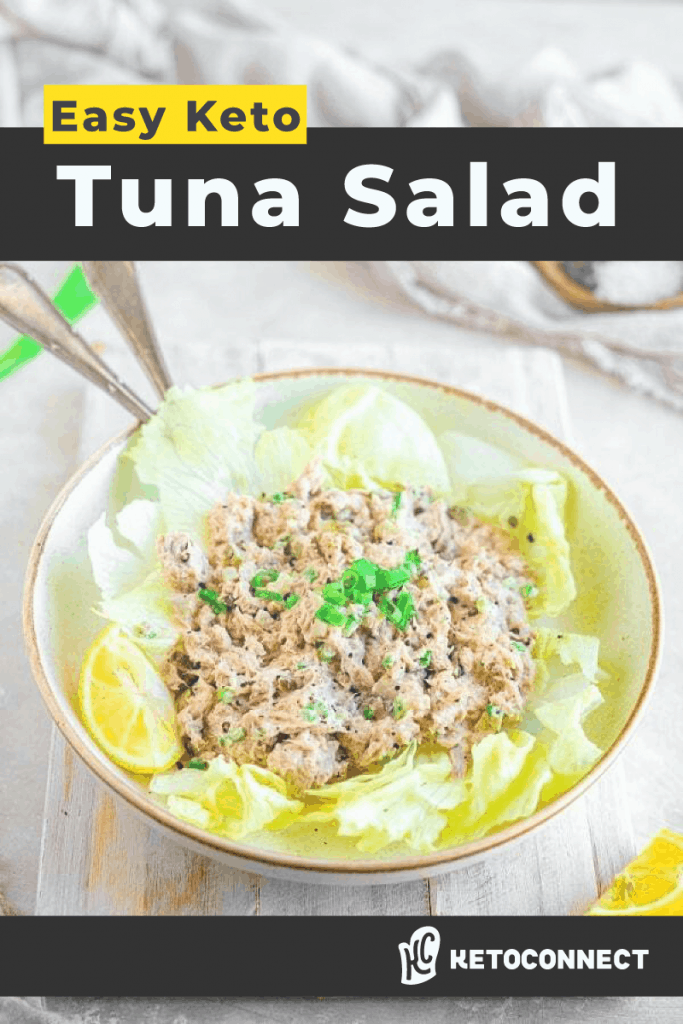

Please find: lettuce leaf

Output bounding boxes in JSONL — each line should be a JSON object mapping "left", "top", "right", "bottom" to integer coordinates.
{"left": 125, "top": 382, "right": 263, "bottom": 544}
{"left": 296, "top": 383, "right": 451, "bottom": 493}
{"left": 306, "top": 743, "right": 467, "bottom": 854}
{"left": 254, "top": 426, "right": 313, "bottom": 494}
{"left": 150, "top": 758, "right": 304, "bottom": 840}
{"left": 88, "top": 500, "right": 161, "bottom": 601}
{"left": 533, "top": 627, "right": 600, "bottom": 689}
{"left": 534, "top": 684, "right": 604, "bottom": 777}
{"left": 98, "top": 570, "right": 180, "bottom": 662}
{"left": 442, "top": 732, "right": 554, "bottom": 845}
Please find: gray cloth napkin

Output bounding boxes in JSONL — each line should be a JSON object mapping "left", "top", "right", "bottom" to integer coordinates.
{"left": 1, "top": 0, "right": 683, "bottom": 407}
{"left": 0, "top": 1000, "right": 59, "bottom": 1024}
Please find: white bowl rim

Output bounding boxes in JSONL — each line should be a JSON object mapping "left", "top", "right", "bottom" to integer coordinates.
{"left": 23, "top": 367, "right": 663, "bottom": 877}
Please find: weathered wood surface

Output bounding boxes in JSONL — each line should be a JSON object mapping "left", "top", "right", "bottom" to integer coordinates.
{"left": 45, "top": 995, "right": 683, "bottom": 1024}
{"left": 35, "top": 341, "right": 636, "bottom": 915}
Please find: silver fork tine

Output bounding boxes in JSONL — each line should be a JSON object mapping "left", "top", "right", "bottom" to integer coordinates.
{"left": 0, "top": 262, "right": 153, "bottom": 422}
{"left": 82, "top": 261, "right": 173, "bottom": 398}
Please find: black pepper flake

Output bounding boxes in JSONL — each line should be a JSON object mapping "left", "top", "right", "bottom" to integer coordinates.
{"left": 508, "top": 516, "right": 518, "bottom": 528}
{"left": 527, "top": 533, "right": 535, "bottom": 543}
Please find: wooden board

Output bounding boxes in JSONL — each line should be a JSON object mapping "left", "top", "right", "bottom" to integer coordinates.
{"left": 35, "top": 340, "right": 636, "bottom": 916}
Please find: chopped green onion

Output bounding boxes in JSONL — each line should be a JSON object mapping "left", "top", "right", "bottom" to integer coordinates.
{"left": 218, "top": 687, "right": 235, "bottom": 704}
{"left": 375, "top": 565, "right": 410, "bottom": 591}
{"left": 270, "top": 492, "right": 292, "bottom": 504}
{"left": 363, "top": 708, "right": 375, "bottom": 720}
{"left": 226, "top": 727, "right": 246, "bottom": 744}
{"left": 395, "top": 591, "right": 417, "bottom": 630}
{"left": 198, "top": 588, "right": 227, "bottom": 615}
{"left": 419, "top": 650, "right": 432, "bottom": 668}
{"left": 382, "top": 654, "right": 394, "bottom": 669}
{"left": 315, "top": 604, "right": 348, "bottom": 628}
{"left": 520, "top": 583, "right": 537, "bottom": 599}
{"left": 318, "top": 647, "right": 335, "bottom": 663}
{"left": 253, "top": 588, "right": 284, "bottom": 602}
{"left": 322, "top": 581, "right": 347, "bottom": 606}
{"left": 296, "top": 661, "right": 307, "bottom": 670}
{"left": 511, "top": 640, "right": 527, "bottom": 653}
{"left": 391, "top": 490, "right": 403, "bottom": 517}
{"left": 392, "top": 697, "right": 406, "bottom": 720}
{"left": 302, "top": 707, "right": 317, "bottom": 722}
{"left": 187, "top": 758, "right": 208, "bottom": 770}
{"left": 304, "top": 568, "right": 318, "bottom": 583}
{"left": 250, "top": 569, "right": 279, "bottom": 588}
{"left": 403, "top": 549, "right": 421, "bottom": 572}
{"left": 378, "top": 595, "right": 402, "bottom": 627}
{"left": 285, "top": 593, "right": 301, "bottom": 609}
{"left": 343, "top": 615, "right": 359, "bottom": 636}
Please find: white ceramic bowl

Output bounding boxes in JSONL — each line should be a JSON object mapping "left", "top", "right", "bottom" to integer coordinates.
{"left": 24, "top": 369, "right": 662, "bottom": 885}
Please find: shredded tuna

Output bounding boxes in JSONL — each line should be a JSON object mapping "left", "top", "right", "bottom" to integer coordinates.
{"left": 161, "top": 463, "right": 537, "bottom": 792}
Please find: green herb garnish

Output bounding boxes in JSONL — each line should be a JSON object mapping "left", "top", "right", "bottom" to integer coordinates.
{"left": 382, "top": 654, "right": 394, "bottom": 669}
{"left": 250, "top": 569, "right": 279, "bottom": 588}
{"left": 343, "top": 615, "right": 359, "bottom": 636}
{"left": 225, "top": 727, "right": 246, "bottom": 744}
{"left": 253, "top": 588, "right": 284, "bottom": 602}
{"left": 315, "top": 604, "right": 349, "bottom": 628}
{"left": 198, "top": 588, "right": 228, "bottom": 615}
{"left": 304, "top": 568, "right": 318, "bottom": 583}
{"left": 392, "top": 697, "right": 406, "bottom": 720}
{"left": 317, "top": 647, "right": 335, "bottom": 663}
{"left": 520, "top": 583, "right": 537, "bottom": 599}
{"left": 391, "top": 490, "right": 403, "bottom": 517}
{"left": 403, "top": 549, "right": 421, "bottom": 573}
{"left": 511, "top": 640, "right": 527, "bottom": 653}
{"left": 322, "top": 581, "right": 347, "bottom": 606}
{"left": 296, "top": 662, "right": 307, "bottom": 670}
{"left": 218, "top": 687, "right": 235, "bottom": 704}
{"left": 419, "top": 650, "right": 432, "bottom": 667}
{"left": 363, "top": 708, "right": 375, "bottom": 720}
{"left": 271, "top": 492, "right": 292, "bottom": 504}
{"left": 187, "top": 758, "right": 208, "bottom": 770}
{"left": 285, "top": 593, "right": 301, "bottom": 609}
{"left": 375, "top": 565, "right": 410, "bottom": 591}
{"left": 302, "top": 700, "right": 329, "bottom": 723}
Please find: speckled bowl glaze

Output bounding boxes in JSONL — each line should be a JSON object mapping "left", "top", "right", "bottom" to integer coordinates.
{"left": 24, "top": 369, "right": 662, "bottom": 885}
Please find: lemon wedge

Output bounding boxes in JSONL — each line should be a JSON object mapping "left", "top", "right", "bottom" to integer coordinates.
{"left": 587, "top": 829, "right": 683, "bottom": 916}
{"left": 79, "top": 624, "right": 182, "bottom": 774}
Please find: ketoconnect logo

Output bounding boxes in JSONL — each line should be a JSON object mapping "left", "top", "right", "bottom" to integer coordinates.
{"left": 399, "top": 926, "right": 441, "bottom": 985}
{"left": 43, "top": 85, "right": 307, "bottom": 144}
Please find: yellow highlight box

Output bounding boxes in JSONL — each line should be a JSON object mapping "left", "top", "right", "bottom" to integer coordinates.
{"left": 43, "top": 85, "right": 307, "bottom": 144}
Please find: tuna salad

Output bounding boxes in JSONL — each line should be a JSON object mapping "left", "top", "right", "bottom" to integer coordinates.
{"left": 159, "top": 462, "right": 537, "bottom": 793}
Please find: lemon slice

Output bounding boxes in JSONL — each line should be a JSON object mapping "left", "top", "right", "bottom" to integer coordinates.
{"left": 79, "top": 624, "right": 182, "bottom": 774}
{"left": 587, "top": 829, "right": 683, "bottom": 916}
